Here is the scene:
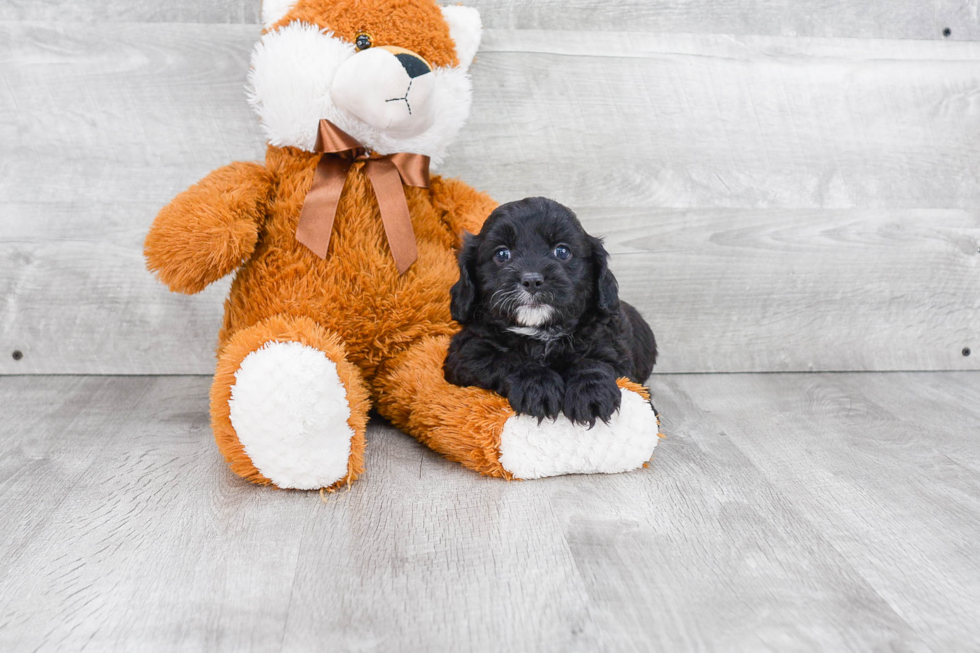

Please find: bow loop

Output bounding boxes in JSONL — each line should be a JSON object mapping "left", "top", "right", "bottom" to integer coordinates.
{"left": 296, "top": 119, "right": 430, "bottom": 274}
{"left": 313, "top": 118, "right": 362, "bottom": 155}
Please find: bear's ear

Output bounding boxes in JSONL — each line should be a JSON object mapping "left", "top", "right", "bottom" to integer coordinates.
{"left": 440, "top": 5, "right": 482, "bottom": 71}
{"left": 262, "top": 0, "right": 298, "bottom": 29}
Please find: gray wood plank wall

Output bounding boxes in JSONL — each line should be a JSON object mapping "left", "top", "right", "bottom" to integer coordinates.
{"left": 1, "top": 7, "right": 978, "bottom": 375}
{"left": 3, "top": 1, "right": 977, "bottom": 40}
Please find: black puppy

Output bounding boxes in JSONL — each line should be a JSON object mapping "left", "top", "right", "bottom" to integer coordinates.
{"left": 444, "top": 197, "right": 657, "bottom": 426}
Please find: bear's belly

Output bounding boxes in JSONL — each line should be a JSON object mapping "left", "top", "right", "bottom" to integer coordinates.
{"left": 218, "top": 173, "right": 460, "bottom": 381}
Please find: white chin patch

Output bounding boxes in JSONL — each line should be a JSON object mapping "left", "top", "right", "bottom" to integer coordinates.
{"left": 515, "top": 305, "right": 555, "bottom": 327}
{"left": 229, "top": 341, "right": 355, "bottom": 490}
{"left": 247, "top": 22, "right": 472, "bottom": 166}
{"left": 499, "top": 389, "right": 659, "bottom": 480}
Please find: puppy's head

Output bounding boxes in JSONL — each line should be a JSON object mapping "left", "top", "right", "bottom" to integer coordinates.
{"left": 451, "top": 197, "right": 620, "bottom": 329}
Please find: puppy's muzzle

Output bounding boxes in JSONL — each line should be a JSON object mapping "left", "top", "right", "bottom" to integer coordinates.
{"left": 331, "top": 45, "right": 436, "bottom": 138}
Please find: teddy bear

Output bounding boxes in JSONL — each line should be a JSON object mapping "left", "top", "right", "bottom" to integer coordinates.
{"left": 144, "top": 0, "right": 662, "bottom": 491}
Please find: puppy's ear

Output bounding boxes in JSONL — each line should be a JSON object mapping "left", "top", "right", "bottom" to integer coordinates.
{"left": 450, "top": 233, "right": 480, "bottom": 323}
{"left": 589, "top": 236, "right": 620, "bottom": 316}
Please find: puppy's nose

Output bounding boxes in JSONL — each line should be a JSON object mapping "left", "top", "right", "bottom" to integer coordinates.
{"left": 520, "top": 273, "right": 545, "bottom": 291}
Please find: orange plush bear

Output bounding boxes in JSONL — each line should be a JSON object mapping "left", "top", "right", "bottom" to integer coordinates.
{"left": 145, "top": 0, "right": 661, "bottom": 490}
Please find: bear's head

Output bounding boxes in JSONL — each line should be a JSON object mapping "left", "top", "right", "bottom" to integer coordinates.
{"left": 249, "top": 0, "right": 481, "bottom": 167}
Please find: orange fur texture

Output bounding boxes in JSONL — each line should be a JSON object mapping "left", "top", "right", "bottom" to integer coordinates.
{"left": 147, "top": 135, "right": 498, "bottom": 487}
{"left": 269, "top": 0, "right": 459, "bottom": 68}
{"left": 375, "top": 335, "right": 515, "bottom": 478}
{"left": 145, "top": 162, "right": 274, "bottom": 295}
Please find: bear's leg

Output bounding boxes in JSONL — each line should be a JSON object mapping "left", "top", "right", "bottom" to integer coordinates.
{"left": 210, "top": 315, "right": 370, "bottom": 490}
{"left": 373, "top": 336, "right": 663, "bottom": 480}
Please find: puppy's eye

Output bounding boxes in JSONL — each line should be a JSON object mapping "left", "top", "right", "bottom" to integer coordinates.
{"left": 553, "top": 245, "right": 571, "bottom": 260}
{"left": 355, "top": 32, "right": 373, "bottom": 50}
{"left": 494, "top": 247, "right": 511, "bottom": 263}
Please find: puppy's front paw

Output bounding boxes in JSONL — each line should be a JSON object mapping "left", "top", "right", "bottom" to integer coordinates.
{"left": 563, "top": 374, "right": 622, "bottom": 427}
{"left": 507, "top": 367, "right": 565, "bottom": 421}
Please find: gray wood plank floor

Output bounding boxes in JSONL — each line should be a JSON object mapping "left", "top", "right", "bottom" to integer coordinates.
{"left": 1, "top": 373, "right": 977, "bottom": 652}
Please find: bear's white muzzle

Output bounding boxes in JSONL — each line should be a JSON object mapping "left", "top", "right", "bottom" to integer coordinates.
{"left": 331, "top": 46, "right": 436, "bottom": 139}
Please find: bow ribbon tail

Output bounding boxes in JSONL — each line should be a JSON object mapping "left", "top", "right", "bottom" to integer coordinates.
{"left": 296, "top": 154, "right": 352, "bottom": 258}
{"left": 364, "top": 158, "right": 419, "bottom": 274}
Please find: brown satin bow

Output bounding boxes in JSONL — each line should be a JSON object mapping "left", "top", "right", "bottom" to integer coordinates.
{"left": 296, "top": 119, "right": 430, "bottom": 274}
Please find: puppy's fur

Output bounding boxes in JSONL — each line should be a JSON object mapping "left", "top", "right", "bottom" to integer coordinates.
{"left": 444, "top": 197, "right": 657, "bottom": 426}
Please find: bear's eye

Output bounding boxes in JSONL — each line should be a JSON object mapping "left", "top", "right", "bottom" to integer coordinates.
{"left": 355, "top": 32, "right": 373, "bottom": 51}
{"left": 494, "top": 247, "right": 511, "bottom": 263}
{"left": 553, "top": 245, "right": 571, "bottom": 260}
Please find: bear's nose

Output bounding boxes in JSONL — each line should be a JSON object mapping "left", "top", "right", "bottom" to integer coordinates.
{"left": 395, "top": 52, "right": 431, "bottom": 79}
{"left": 521, "top": 273, "right": 545, "bottom": 291}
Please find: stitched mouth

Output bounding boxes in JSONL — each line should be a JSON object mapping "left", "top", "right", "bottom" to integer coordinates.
{"left": 385, "top": 79, "right": 413, "bottom": 115}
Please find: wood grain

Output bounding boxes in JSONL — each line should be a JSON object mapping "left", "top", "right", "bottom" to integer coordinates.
{"left": 603, "top": 208, "right": 980, "bottom": 373}
{"left": 0, "top": 22, "right": 266, "bottom": 207}
{"left": 465, "top": 1, "right": 980, "bottom": 40}
{"left": 454, "top": 31, "right": 980, "bottom": 210}
{"left": 2, "top": 0, "right": 977, "bottom": 41}
{"left": 4, "top": 26, "right": 979, "bottom": 210}
{"left": 0, "top": 202, "right": 232, "bottom": 375}
{"left": 0, "top": 376, "right": 313, "bottom": 651}
{"left": 2, "top": 25, "right": 979, "bottom": 374}
{"left": 669, "top": 372, "right": 980, "bottom": 651}
{"left": 0, "top": 1, "right": 260, "bottom": 23}
{"left": 3, "top": 207, "right": 977, "bottom": 374}
{"left": 0, "top": 22, "right": 260, "bottom": 375}
{"left": 2, "top": 373, "right": 978, "bottom": 650}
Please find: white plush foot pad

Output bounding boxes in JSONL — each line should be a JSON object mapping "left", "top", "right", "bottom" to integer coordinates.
{"left": 229, "top": 341, "right": 354, "bottom": 490}
{"left": 498, "top": 389, "right": 659, "bottom": 480}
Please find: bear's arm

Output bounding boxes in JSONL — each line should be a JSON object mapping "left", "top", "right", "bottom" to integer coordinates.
{"left": 429, "top": 176, "right": 497, "bottom": 247}
{"left": 144, "top": 162, "right": 274, "bottom": 294}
